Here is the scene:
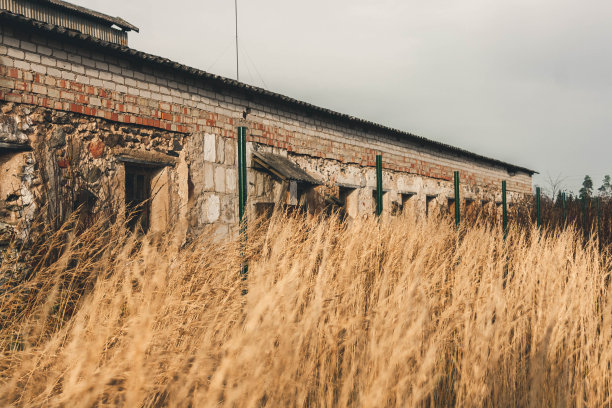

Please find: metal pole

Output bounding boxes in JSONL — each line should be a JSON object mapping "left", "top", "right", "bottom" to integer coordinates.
{"left": 454, "top": 171, "right": 460, "bottom": 228}
{"left": 376, "top": 154, "right": 383, "bottom": 216}
{"left": 237, "top": 127, "right": 248, "bottom": 286}
{"left": 237, "top": 127, "right": 247, "bottom": 222}
{"left": 235, "top": 0, "right": 239, "bottom": 81}
{"left": 502, "top": 181, "right": 508, "bottom": 238}
{"left": 536, "top": 186, "right": 541, "bottom": 229}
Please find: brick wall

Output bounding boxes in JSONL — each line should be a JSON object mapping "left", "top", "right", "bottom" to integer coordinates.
{"left": 0, "top": 20, "right": 532, "bottom": 202}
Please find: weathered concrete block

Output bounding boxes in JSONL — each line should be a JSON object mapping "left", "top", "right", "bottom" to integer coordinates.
{"left": 225, "top": 141, "right": 235, "bottom": 166}
{"left": 204, "top": 162, "right": 214, "bottom": 191}
{"left": 214, "top": 165, "right": 225, "bottom": 192}
{"left": 221, "top": 195, "right": 235, "bottom": 224}
{"left": 203, "top": 194, "right": 220, "bottom": 223}
{"left": 204, "top": 133, "right": 215, "bottom": 162}
{"left": 226, "top": 168, "right": 237, "bottom": 193}
{"left": 216, "top": 136, "right": 225, "bottom": 164}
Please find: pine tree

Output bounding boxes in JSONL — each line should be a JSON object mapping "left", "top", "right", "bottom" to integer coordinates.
{"left": 555, "top": 190, "right": 564, "bottom": 207}
{"left": 598, "top": 175, "right": 612, "bottom": 197}
{"left": 579, "top": 175, "right": 593, "bottom": 200}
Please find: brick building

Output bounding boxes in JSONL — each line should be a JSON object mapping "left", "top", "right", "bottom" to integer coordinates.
{"left": 0, "top": 0, "right": 535, "bottom": 244}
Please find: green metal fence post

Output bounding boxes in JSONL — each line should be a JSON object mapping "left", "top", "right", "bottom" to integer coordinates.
{"left": 536, "top": 186, "right": 541, "bottom": 229}
{"left": 502, "top": 181, "right": 508, "bottom": 239}
{"left": 237, "top": 126, "right": 248, "bottom": 287}
{"left": 237, "top": 127, "right": 247, "bottom": 222}
{"left": 376, "top": 154, "right": 383, "bottom": 216}
{"left": 454, "top": 171, "right": 460, "bottom": 228}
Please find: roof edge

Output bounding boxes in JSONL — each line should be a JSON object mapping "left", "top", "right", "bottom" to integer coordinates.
{"left": 36, "top": 0, "right": 139, "bottom": 32}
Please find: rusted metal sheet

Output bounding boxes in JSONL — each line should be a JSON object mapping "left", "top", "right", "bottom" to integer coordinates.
{"left": 0, "top": 0, "right": 135, "bottom": 45}
{"left": 252, "top": 151, "right": 321, "bottom": 185}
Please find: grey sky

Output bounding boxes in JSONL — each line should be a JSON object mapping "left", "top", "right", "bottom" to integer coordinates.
{"left": 76, "top": 0, "right": 612, "bottom": 194}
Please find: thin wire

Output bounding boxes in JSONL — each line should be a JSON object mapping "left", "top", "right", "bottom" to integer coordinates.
{"left": 242, "top": 45, "right": 268, "bottom": 89}
{"left": 205, "top": 41, "right": 233, "bottom": 72}
{"left": 240, "top": 49, "right": 256, "bottom": 85}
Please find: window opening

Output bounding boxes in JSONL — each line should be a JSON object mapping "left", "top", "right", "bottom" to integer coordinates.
{"left": 125, "top": 165, "right": 154, "bottom": 232}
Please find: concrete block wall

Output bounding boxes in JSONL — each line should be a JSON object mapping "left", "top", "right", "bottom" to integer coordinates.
{"left": 0, "top": 19, "right": 533, "bottom": 236}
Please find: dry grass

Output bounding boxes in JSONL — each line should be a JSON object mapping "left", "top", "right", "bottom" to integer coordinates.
{"left": 0, "top": 210, "right": 610, "bottom": 407}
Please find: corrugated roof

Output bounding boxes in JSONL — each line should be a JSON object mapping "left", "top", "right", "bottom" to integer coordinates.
{"left": 252, "top": 151, "right": 321, "bottom": 185}
{"left": 37, "top": 0, "right": 138, "bottom": 31}
{"left": 0, "top": 9, "right": 535, "bottom": 175}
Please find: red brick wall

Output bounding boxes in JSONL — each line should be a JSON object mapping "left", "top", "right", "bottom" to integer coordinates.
{"left": 0, "top": 22, "right": 533, "bottom": 194}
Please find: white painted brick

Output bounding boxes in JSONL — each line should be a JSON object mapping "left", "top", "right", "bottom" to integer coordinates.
{"left": 76, "top": 75, "right": 90, "bottom": 84}
{"left": 20, "top": 40, "right": 36, "bottom": 52}
{"left": 61, "top": 70, "right": 75, "bottom": 80}
{"left": 67, "top": 54, "right": 81, "bottom": 64}
{"left": 57, "top": 60, "right": 71, "bottom": 70}
{"left": 47, "top": 67, "right": 61, "bottom": 77}
{"left": 85, "top": 68, "right": 99, "bottom": 77}
{"left": 108, "top": 64, "right": 121, "bottom": 74}
{"left": 102, "top": 80, "right": 116, "bottom": 89}
{"left": 13, "top": 60, "right": 30, "bottom": 70}
{"left": 53, "top": 49, "right": 67, "bottom": 60}
{"left": 41, "top": 56, "right": 56, "bottom": 66}
{"left": 7, "top": 48, "right": 24, "bottom": 59}
{"left": 4, "top": 36, "right": 19, "bottom": 48}
{"left": 99, "top": 71, "right": 112, "bottom": 81}
{"left": 95, "top": 61, "right": 108, "bottom": 70}
{"left": 24, "top": 52, "right": 40, "bottom": 63}
{"left": 112, "top": 74, "right": 125, "bottom": 85}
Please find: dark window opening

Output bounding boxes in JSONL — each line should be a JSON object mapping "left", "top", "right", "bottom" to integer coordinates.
{"left": 371, "top": 189, "right": 388, "bottom": 214}
{"left": 338, "top": 186, "right": 357, "bottom": 218}
{"left": 339, "top": 186, "right": 355, "bottom": 208}
{"left": 255, "top": 202, "right": 275, "bottom": 218}
{"left": 400, "top": 193, "right": 415, "bottom": 212}
{"left": 125, "top": 165, "right": 154, "bottom": 232}
{"left": 73, "top": 188, "right": 98, "bottom": 229}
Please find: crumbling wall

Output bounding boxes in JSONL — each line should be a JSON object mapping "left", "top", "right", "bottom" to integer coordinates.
{"left": 0, "top": 101, "right": 187, "bottom": 250}
{"left": 185, "top": 132, "right": 237, "bottom": 238}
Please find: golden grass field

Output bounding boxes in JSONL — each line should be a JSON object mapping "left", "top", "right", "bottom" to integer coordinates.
{"left": 0, "top": 211, "right": 610, "bottom": 407}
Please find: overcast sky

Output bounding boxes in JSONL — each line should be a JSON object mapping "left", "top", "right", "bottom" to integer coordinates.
{"left": 76, "top": 0, "right": 612, "bottom": 194}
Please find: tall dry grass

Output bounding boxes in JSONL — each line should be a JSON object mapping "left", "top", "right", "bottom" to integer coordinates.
{"left": 0, "top": 210, "right": 610, "bottom": 407}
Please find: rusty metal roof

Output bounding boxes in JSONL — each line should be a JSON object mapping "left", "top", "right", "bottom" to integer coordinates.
{"left": 252, "top": 151, "right": 321, "bottom": 185}
{"left": 37, "top": 0, "right": 138, "bottom": 31}
{"left": 0, "top": 9, "right": 536, "bottom": 176}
